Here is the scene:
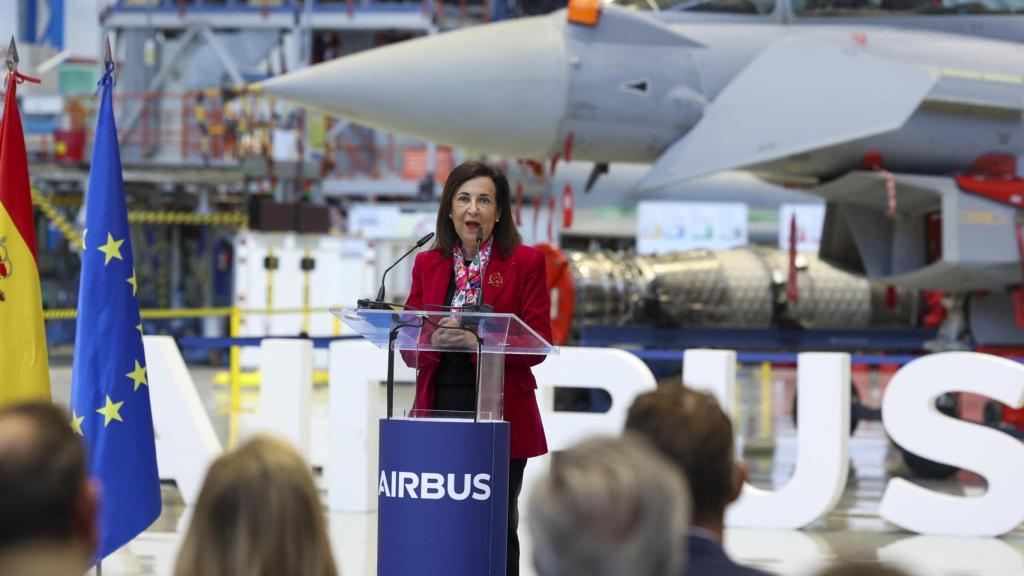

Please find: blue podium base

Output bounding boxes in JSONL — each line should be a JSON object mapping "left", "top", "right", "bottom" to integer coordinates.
{"left": 378, "top": 418, "right": 510, "bottom": 576}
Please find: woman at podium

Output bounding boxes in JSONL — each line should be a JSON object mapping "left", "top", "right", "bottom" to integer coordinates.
{"left": 404, "top": 161, "right": 550, "bottom": 576}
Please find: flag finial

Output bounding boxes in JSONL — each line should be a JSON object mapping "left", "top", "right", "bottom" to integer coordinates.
{"left": 103, "top": 34, "right": 112, "bottom": 66}
{"left": 6, "top": 36, "right": 18, "bottom": 75}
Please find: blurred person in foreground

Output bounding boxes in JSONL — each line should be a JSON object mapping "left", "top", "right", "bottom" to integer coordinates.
{"left": 0, "top": 402, "right": 97, "bottom": 575}
{"left": 626, "top": 386, "right": 773, "bottom": 576}
{"left": 817, "top": 563, "right": 915, "bottom": 576}
{"left": 528, "top": 435, "right": 691, "bottom": 576}
{"left": 175, "top": 435, "right": 338, "bottom": 576}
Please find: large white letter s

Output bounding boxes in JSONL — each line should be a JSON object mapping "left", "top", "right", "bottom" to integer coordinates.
{"left": 880, "top": 352, "right": 1024, "bottom": 537}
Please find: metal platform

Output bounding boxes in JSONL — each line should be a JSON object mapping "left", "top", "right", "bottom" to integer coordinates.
{"left": 31, "top": 160, "right": 247, "bottom": 186}
{"left": 105, "top": 0, "right": 443, "bottom": 33}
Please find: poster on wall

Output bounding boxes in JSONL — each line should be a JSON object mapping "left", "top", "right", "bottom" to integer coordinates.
{"left": 349, "top": 205, "right": 403, "bottom": 239}
{"left": 636, "top": 201, "right": 748, "bottom": 254}
{"left": 778, "top": 203, "right": 826, "bottom": 253}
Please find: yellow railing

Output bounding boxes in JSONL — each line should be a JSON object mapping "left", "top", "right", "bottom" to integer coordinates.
{"left": 30, "top": 188, "right": 248, "bottom": 249}
{"left": 31, "top": 189, "right": 82, "bottom": 247}
{"left": 45, "top": 304, "right": 341, "bottom": 449}
{"left": 127, "top": 211, "right": 248, "bottom": 227}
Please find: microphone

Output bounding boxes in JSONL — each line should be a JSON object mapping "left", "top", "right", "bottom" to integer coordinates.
{"left": 474, "top": 227, "right": 494, "bottom": 314}
{"left": 359, "top": 232, "right": 434, "bottom": 309}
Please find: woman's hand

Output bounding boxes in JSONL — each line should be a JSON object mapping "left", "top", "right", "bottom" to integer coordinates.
{"left": 430, "top": 316, "right": 478, "bottom": 349}
{"left": 430, "top": 316, "right": 457, "bottom": 347}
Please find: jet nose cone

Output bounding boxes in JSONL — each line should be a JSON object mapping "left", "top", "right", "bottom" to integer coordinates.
{"left": 259, "top": 14, "right": 569, "bottom": 159}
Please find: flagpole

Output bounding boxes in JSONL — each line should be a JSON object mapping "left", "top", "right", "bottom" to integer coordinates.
{"left": 88, "top": 38, "right": 111, "bottom": 576}
{"left": 95, "top": 40, "right": 112, "bottom": 576}
{"left": 70, "top": 31, "right": 162, "bottom": 565}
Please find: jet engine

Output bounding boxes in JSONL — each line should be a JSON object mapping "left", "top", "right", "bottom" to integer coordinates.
{"left": 544, "top": 245, "right": 918, "bottom": 344}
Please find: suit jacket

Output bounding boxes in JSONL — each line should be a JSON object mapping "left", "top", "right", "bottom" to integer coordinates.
{"left": 403, "top": 243, "right": 551, "bottom": 459}
{"left": 686, "top": 533, "right": 773, "bottom": 576}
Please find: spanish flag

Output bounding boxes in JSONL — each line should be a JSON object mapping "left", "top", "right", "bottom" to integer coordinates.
{"left": 0, "top": 69, "right": 51, "bottom": 405}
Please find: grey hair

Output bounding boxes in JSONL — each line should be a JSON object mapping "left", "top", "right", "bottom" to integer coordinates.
{"left": 527, "top": 434, "right": 691, "bottom": 576}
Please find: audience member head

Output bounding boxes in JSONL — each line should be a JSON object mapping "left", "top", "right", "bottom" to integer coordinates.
{"left": 817, "top": 563, "right": 915, "bottom": 576}
{"left": 175, "top": 435, "right": 338, "bottom": 576}
{"left": 528, "top": 434, "right": 690, "bottom": 576}
{"left": 0, "top": 401, "right": 97, "bottom": 568}
{"left": 625, "top": 385, "right": 746, "bottom": 537}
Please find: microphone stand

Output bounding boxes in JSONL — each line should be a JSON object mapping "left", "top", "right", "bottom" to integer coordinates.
{"left": 387, "top": 326, "right": 398, "bottom": 419}
{"left": 471, "top": 228, "right": 492, "bottom": 422}
{"left": 386, "top": 317, "right": 428, "bottom": 419}
{"left": 359, "top": 232, "right": 434, "bottom": 310}
{"left": 474, "top": 228, "right": 494, "bottom": 315}
{"left": 371, "top": 232, "right": 433, "bottom": 418}
{"left": 473, "top": 332, "right": 484, "bottom": 423}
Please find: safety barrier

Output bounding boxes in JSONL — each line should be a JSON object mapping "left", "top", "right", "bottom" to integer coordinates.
{"left": 44, "top": 304, "right": 342, "bottom": 448}
{"left": 30, "top": 189, "right": 82, "bottom": 248}
{"left": 43, "top": 306, "right": 234, "bottom": 321}
{"left": 30, "top": 188, "right": 249, "bottom": 265}
{"left": 179, "top": 335, "right": 357, "bottom": 349}
{"left": 127, "top": 211, "right": 248, "bottom": 227}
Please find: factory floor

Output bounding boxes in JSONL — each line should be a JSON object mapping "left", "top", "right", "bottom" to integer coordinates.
{"left": 46, "top": 361, "right": 1024, "bottom": 576}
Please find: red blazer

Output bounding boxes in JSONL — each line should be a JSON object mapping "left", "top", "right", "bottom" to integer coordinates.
{"left": 403, "top": 243, "right": 551, "bottom": 459}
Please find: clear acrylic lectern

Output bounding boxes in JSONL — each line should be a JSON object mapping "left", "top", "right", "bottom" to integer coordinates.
{"left": 332, "top": 306, "right": 557, "bottom": 576}
{"left": 332, "top": 307, "right": 557, "bottom": 421}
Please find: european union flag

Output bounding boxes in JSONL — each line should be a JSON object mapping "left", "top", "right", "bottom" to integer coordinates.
{"left": 70, "top": 59, "right": 161, "bottom": 561}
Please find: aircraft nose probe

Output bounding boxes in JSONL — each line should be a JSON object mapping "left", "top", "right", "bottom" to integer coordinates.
{"left": 256, "top": 13, "right": 572, "bottom": 160}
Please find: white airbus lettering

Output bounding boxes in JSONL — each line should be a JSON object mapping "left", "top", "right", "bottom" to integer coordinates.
{"left": 686, "top": 350, "right": 1024, "bottom": 537}
{"left": 398, "top": 471, "right": 419, "bottom": 499}
{"left": 421, "top": 472, "right": 445, "bottom": 500}
{"left": 879, "top": 352, "right": 1024, "bottom": 537}
{"left": 472, "top": 474, "right": 492, "bottom": 501}
{"left": 379, "top": 470, "right": 492, "bottom": 502}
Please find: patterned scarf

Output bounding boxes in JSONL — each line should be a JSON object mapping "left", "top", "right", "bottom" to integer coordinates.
{"left": 451, "top": 237, "right": 493, "bottom": 309}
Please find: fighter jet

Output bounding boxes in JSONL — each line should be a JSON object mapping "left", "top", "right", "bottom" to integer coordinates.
{"left": 259, "top": 3, "right": 1024, "bottom": 345}
{"left": 617, "top": 0, "right": 1024, "bottom": 44}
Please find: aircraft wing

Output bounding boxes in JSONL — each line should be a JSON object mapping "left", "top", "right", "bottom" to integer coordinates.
{"left": 639, "top": 36, "right": 937, "bottom": 191}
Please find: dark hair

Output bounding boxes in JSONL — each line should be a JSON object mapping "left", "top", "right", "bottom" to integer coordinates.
{"left": 433, "top": 161, "right": 521, "bottom": 258}
{"left": 625, "top": 386, "right": 735, "bottom": 523}
{"left": 0, "top": 402, "right": 87, "bottom": 549}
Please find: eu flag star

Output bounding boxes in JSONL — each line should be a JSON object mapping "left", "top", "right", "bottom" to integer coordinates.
{"left": 96, "top": 395, "right": 125, "bottom": 427}
{"left": 71, "top": 411, "right": 84, "bottom": 436}
{"left": 126, "top": 359, "right": 148, "bottom": 391}
{"left": 98, "top": 233, "right": 125, "bottom": 265}
{"left": 127, "top": 268, "right": 138, "bottom": 296}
